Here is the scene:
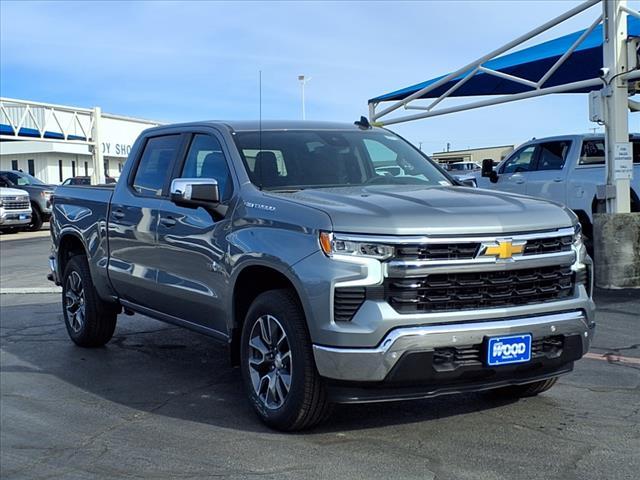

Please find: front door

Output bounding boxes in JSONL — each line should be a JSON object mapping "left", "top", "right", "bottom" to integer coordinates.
{"left": 154, "top": 132, "right": 236, "bottom": 335}
{"left": 525, "top": 140, "right": 572, "bottom": 205}
{"left": 494, "top": 145, "right": 537, "bottom": 195}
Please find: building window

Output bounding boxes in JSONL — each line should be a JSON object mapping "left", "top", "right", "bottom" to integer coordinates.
{"left": 72, "top": 160, "right": 76, "bottom": 177}
{"left": 84, "top": 161, "right": 88, "bottom": 176}
{"left": 28, "top": 159, "right": 35, "bottom": 176}
{"left": 11, "top": 160, "right": 18, "bottom": 170}
{"left": 58, "top": 160, "right": 63, "bottom": 182}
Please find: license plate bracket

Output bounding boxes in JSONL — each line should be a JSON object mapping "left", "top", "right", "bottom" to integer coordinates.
{"left": 486, "top": 334, "right": 532, "bottom": 366}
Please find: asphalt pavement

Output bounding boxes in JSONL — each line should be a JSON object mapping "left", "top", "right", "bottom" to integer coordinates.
{"left": 1, "top": 234, "right": 638, "bottom": 480}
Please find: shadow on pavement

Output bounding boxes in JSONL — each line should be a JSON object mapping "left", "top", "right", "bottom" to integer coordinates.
{"left": 1, "top": 297, "right": 520, "bottom": 434}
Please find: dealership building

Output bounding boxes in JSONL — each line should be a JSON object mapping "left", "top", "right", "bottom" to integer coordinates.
{"left": 0, "top": 98, "right": 159, "bottom": 184}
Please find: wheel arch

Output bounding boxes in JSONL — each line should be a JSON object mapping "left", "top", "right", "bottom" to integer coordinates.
{"left": 229, "top": 262, "right": 307, "bottom": 367}
{"left": 57, "top": 231, "right": 88, "bottom": 277}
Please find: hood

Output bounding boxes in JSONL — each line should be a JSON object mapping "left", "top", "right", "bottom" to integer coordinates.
{"left": 270, "top": 185, "right": 574, "bottom": 236}
{"left": 0, "top": 187, "right": 30, "bottom": 197}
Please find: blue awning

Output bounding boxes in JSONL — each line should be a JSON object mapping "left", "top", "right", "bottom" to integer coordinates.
{"left": 0, "top": 124, "right": 87, "bottom": 141}
{"left": 369, "top": 16, "right": 639, "bottom": 103}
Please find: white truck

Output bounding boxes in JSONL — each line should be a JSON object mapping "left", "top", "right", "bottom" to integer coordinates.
{"left": 0, "top": 185, "right": 32, "bottom": 231}
{"left": 477, "top": 134, "right": 640, "bottom": 246}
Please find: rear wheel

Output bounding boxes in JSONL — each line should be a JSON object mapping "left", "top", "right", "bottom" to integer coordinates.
{"left": 240, "top": 289, "right": 332, "bottom": 431}
{"left": 62, "top": 255, "right": 118, "bottom": 347}
{"left": 490, "top": 377, "right": 558, "bottom": 398}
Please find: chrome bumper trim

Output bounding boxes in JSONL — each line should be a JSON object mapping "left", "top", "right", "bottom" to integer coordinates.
{"left": 313, "top": 310, "right": 592, "bottom": 382}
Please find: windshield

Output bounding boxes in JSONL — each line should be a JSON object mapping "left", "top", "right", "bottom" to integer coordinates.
{"left": 233, "top": 130, "right": 451, "bottom": 190}
{"left": 3, "top": 171, "right": 46, "bottom": 186}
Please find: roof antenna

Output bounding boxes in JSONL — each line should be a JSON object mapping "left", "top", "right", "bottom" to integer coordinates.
{"left": 258, "top": 70, "right": 263, "bottom": 189}
{"left": 354, "top": 115, "right": 371, "bottom": 129}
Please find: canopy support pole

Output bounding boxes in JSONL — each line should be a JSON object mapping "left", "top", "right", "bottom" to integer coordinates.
{"left": 603, "top": 0, "right": 631, "bottom": 214}
{"left": 91, "top": 107, "right": 105, "bottom": 186}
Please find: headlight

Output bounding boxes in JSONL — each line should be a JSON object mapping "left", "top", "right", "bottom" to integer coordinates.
{"left": 319, "top": 232, "right": 394, "bottom": 260}
{"left": 573, "top": 223, "right": 582, "bottom": 246}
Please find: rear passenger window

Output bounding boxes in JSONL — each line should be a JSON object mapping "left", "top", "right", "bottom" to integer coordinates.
{"left": 580, "top": 139, "right": 640, "bottom": 165}
{"left": 536, "top": 141, "right": 571, "bottom": 171}
{"left": 579, "top": 140, "right": 605, "bottom": 165}
{"left": 132, "top": 135, "right": 181, "bottom": 196}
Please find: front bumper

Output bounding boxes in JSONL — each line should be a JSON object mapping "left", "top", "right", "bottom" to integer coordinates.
{"left": 0, "top": 210, "right": 32, "bottom": 227}
{"left": 313, "top": 310, "right": 593, "bottom": 383}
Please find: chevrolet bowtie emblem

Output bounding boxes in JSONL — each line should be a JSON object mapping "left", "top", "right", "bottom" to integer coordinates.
{"left": 482, "top": 240, "right": 525, "bottom": 260}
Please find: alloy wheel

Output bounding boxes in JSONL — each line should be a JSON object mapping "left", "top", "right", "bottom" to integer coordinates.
{"left": 247, "top": 314, "right": 292, "bottom": 409}
{"left": 65, "top": 271, "right": 85, "bottom": 333}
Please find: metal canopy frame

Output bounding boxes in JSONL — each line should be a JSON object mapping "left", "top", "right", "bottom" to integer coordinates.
{"left": 0, "top": 97, "right": 159, "bottom": 185}
{"left": 368, "top": 0, "right": 639, "bottom": 214}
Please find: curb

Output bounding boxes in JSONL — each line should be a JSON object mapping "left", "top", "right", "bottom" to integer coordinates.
{"left": 0, "top": 287, "right": 61, "bottom": 294}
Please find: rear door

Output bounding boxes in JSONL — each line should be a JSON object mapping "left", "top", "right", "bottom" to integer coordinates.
{"left": 493, "top": 144, "right": 537, "bottom": 194}
{"left": 108, "top": 134, "right": 186, "bottom": 307}
{"left": 153, "top": 131, "right": 236, "bottom": 335}
{"left": 525, "top": 140, "right": 572, "bottom": 204}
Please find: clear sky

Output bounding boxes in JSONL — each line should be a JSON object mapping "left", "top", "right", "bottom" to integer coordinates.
{"left": 1, "top": 0, "right": 639, "bottom": 153}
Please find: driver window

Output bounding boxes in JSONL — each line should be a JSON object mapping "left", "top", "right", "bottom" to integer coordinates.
{"left": 181, "top": 134, "right": 233, "bottom": 201}
{"left": 501, "top": 145, "right": 537, "bottom": 174}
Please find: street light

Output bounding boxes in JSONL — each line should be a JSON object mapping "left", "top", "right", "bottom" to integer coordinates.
{"left": 298, "top": 75, "right": 311, "bottom": 120}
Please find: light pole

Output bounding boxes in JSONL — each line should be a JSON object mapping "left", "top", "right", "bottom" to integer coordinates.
{"left": 298, "top": 75, "right": 311, "bottom": 120}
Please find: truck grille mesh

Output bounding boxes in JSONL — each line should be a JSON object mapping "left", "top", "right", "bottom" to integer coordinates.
{"left": 523, "top": 236, "right": 572, "bottom": 255}
{"left": 386, "top": 265, "right": 574, "bottom": 313}
{"left": 3, "top": 200, "right": 30, "bottom": 210}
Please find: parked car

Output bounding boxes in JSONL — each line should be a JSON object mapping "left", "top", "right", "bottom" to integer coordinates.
{"left": 0, "top": 170, "right": 54, "bottom": 231}
{"left": 61, "top": 175, "right": 117, "bottom": 186}
{"left": 0, "top": 183, "right": 32, "bottom": 231}
{"left": 49, "top": 120, "right": 594, "bottom": 431}
{"left": 476, "top": 134, "right": 640, "bottom": 246}
{"left": 445, "top": 161, "right": 482, "bottom": 172}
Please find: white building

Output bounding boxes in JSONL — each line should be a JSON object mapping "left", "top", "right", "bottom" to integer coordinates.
{"left": 0, "top": 98, "right": 159, "bottom": 184}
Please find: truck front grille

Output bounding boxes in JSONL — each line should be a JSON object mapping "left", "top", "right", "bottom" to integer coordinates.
{"left": 4, "top": 200, "right": 30, "bottom": 210}
{"left": 334, "top": 287, "right": 366, "bottom": 322}
{"left": 385, "top": 265, "right": 574, "bottom": 313}
{"left": 396, "top": 243, "right": 479, "bottom": 261}
{"left": 523, "top": 235, "right": 572, "bottom": 255}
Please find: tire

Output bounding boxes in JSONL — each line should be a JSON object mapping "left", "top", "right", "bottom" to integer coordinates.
{"left": 62, "top": 255, "right": 118, "bottom": 347}
{"left": 490, "top": 377, "right": 558, "bottom": 398}
{"left": 28, "top": 205, "right": 43, "bottom": 231}
{"left": 240, "top": 289, "right": 332, "bottom": 431}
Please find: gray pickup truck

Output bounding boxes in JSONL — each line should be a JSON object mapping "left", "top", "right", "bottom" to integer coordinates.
{"left": 49, "top": 121, "right": 595, "bottom": 431}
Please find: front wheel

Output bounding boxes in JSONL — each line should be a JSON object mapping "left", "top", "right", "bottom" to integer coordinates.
{"left": 27, "top": 205, "right": 43, "bottom": 231}
{"left": 240, "top": 289, "right": 332, "bottom": 431}
{"left": 62, "top": 255, "right": 118, "bottom": 347}
{"left": 490, "top": 377, "right": 558, "bottom": 398}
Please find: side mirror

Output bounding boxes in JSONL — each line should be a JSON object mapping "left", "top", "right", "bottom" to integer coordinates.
{"left": 170, "top": 178, "right": 220, "bottom": 208}
{"left": 458, "top": 177, "right": 477, "bottom": 188}
{"left": 481, "top": 159, "right": 495, "bottom": 177}
{"left": 481, "top": 159, "right": 499, "bottom": 183}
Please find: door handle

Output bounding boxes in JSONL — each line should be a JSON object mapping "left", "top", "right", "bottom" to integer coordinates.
{"left": 553, "top": 177, "right": 563, "bottom": 183}
{"left": 160, "top": 216, "right": 176, "bottom": 227}
{"left": 514, "top": 178, "right": 525, "bottom": 184}
{"left": 112, "top": 209, "right": 125, "bottom": 220}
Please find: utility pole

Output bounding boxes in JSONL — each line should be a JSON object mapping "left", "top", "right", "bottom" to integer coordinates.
{"left": 298, "top": 75, "right": 311, "bottom": 120}
{"left": 602, "top": 0, "right": 631, "bottom": 213}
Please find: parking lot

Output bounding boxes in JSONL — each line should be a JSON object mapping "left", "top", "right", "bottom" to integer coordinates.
{"left": 0, "top": 230, "right": 637, "bottom": 480}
